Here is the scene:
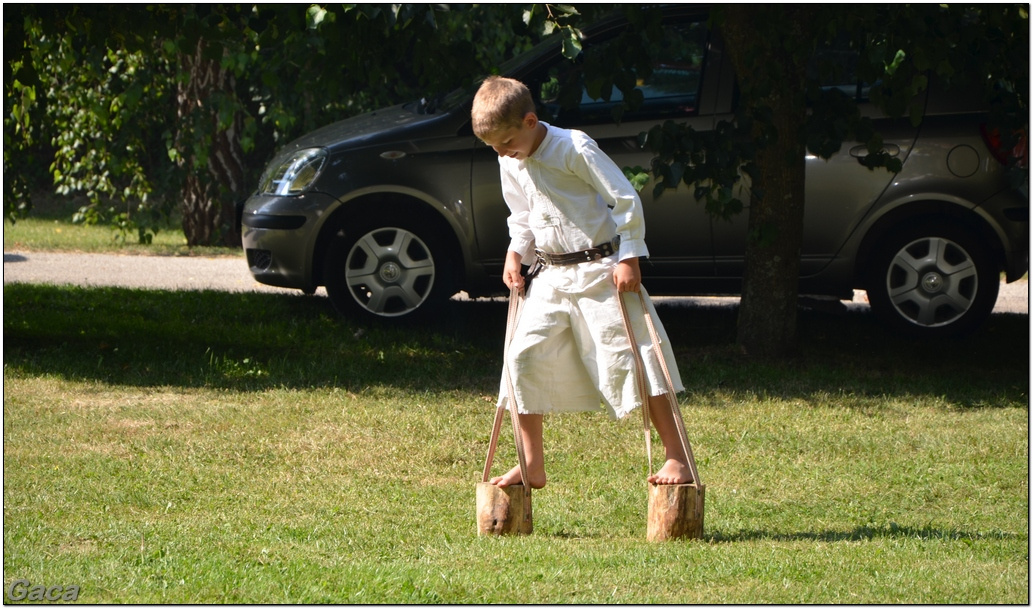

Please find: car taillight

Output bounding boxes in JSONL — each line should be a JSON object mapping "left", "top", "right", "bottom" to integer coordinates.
{"left": 981, "top": 124, "right": 1028, "bottom": 169}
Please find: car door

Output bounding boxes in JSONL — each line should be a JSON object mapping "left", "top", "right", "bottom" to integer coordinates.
{"left": 709, "top": 52, "right": 922, "bottom": 283}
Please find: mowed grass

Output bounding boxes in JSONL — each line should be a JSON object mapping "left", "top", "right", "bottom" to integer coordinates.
{"left": 4, "top": 198, "right": 240, "bottom": 257}
{"left": 3, "top": 281, "right": 1027, "bottom": 604}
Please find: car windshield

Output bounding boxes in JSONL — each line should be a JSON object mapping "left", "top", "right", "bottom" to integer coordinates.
{"left": 431, "top": 35, "right": 565, "bottom": 113}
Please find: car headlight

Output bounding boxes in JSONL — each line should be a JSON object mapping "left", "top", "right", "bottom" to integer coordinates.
{"left": 259, "top": 148, "right": 328, "bottom": 196}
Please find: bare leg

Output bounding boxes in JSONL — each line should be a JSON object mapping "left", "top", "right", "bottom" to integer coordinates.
{"left": 490, "top": 413, "right": 547, "bottom": 489}
{"left": 646, "top": 394, "right": 693, "bottom": 485}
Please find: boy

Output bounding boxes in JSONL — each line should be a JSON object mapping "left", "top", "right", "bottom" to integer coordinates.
{"left": 472, "top": 76, "right": 691, "bottom": 488}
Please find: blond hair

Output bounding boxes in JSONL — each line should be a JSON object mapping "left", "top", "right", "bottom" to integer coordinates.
{"left": 471, "top": 76, "right": 536, "bottom": 140}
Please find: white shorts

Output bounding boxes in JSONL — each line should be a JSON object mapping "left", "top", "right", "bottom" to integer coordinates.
{"left": 497, "top": 268, "right": 683, "bottom": 419}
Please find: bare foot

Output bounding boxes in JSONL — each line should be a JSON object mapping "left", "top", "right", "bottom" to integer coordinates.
{"left": 648, "top": 458, "right": 693, "bottom": 485}
{"left": 490, "top": 464, "right": 546, "bottom": 489}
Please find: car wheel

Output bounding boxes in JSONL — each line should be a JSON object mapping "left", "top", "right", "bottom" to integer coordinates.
{"left": 323, "top": 219, "right": 454, "bottom": 321}
{"left": 865, "top": 222, "right": 999, "bottom": 337}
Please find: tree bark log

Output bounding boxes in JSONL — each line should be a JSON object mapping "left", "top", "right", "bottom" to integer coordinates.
{"left": 647, "top": 483, "right": 705, "bottom": 541}
{"left": 476, "top": 483, "right": 532, "bottom": 536}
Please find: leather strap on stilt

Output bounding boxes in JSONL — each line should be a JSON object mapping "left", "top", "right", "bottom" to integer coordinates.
{"left": 619, "top": 289, "right": 702, "bottom": 486}
{"left": 481, "top": 405, "right": 506, "bottom": 483}
{"left": 618, "top": 292, "right": 654, "bottom": 477}
{"left": 481, "top": 286, "right": 532, "bottom": 521}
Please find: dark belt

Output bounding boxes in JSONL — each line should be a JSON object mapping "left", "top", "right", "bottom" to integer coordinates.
{"left": 535, "top": 236, "right": 620, "bottom": 266}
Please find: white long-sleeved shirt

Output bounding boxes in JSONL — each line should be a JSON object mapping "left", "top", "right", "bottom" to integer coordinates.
{"left": 496, "top": 123, "right": 683, "bottom": 417}
{"left": 500, "top": 123, "right": 649, "bottom": 273}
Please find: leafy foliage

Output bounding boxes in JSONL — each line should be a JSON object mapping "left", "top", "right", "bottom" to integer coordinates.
{"left": 3, "top": 4, "right": 543, "bottom": 243}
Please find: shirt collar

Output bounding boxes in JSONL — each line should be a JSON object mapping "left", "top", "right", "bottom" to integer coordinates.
{"left": 527, "top": 122, "right": 553, "bottom": 162}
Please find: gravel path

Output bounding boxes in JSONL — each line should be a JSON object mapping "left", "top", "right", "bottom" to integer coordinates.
{"left": 3, "top": 250, "right": 1028, "bottom": 314}
{"left": 4, "top": 251, "right": 287, "bottom": 294}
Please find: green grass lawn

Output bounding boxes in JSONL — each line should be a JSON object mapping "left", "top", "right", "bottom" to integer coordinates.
{"left": 4, "top": 198, "right": 241, "bottom": 257}
{"left": 3, "top": 281, "right": 1028, "bottom": 603}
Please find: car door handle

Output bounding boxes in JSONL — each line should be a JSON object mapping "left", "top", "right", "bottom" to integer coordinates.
{"left": 849, "top": 143, "right": 901, "bottom": 158}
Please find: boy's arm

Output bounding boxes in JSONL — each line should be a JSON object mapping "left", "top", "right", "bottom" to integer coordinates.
{"left": 500, "top": 163, "right": 537, "bottom": 266}
{"left": 570, "top": 136, "right": 649, "bottom": 261}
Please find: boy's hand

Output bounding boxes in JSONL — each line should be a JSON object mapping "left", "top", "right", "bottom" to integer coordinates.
{"left": 613, "top": 257, "right": 641, "bottom": 293}
{"left": 503, "top": 250, "right": 525, "bottom": 291}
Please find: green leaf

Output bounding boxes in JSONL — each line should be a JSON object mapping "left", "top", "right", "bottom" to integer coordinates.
{"left": 668, "top": 161, "right": 685, "bottom": 186}
{"left": 909, "top": 103, "right": 924, "bottom": 127}
{"left": 307, "top": 5, "right": 328, "bottom": 29}
{"left": 561, "top": 29, "right": 582, "bottom": 60}
{"left": 552, "top": 5, "right": 580, "bottom": 18}
{"left": 622, "top": 166, "right": 651, "bottom": 192}
{"left": 885, "top": 48, "right": 906, "bottom": 75}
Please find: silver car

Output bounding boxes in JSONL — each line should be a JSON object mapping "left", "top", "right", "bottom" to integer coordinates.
{"left": 241, "top": 6, "right": 1028, "bottom": 337}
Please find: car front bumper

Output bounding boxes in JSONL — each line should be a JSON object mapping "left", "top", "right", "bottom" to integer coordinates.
{"left": 241, "top": 191, "right": 339, "bottom": 291}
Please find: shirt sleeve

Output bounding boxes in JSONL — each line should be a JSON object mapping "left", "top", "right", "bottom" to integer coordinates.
{"left": 499, "top": 161, "right": 538, "bottom": 265}
{"left": 569, "top": 136, "right": 650, "bottom": 261}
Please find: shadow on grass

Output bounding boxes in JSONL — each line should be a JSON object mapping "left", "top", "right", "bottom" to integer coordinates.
{"left": 3, "top": 283, "right": 1028, "bottom": 408}
{"left": 708, "top": 523, "right": 1019, "bottom": 544}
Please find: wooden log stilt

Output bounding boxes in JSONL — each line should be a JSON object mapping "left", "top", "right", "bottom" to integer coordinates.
{"left": 647, "top": 483, "right": 705, "bottom": 542}
{"left": 476, "top": 482, "right": 532, "bottom": 536}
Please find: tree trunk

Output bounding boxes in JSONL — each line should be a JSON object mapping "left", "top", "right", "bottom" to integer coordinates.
{"left": 736, "top": 108, "right": 806, "bottom": 357}
{"left": 720, "top": 6, "right": 814, "bottom": 357}
{"left": 177, "top": 37, "right": 245, "bottom": 247}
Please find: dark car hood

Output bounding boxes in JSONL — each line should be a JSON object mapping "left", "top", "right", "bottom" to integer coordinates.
{"left": 275, "top": 103, "right": 460, "bottom": 158}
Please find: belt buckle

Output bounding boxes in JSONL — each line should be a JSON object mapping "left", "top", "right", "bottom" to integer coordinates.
{"left": 534, "top": 248, "right": 549, "bottom": 266}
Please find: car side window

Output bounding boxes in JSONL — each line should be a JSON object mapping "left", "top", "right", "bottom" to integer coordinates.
{"left": 809, "top": 41, "right": 872, "bottom": 101}
{"left": 538, "top": 20, "right": 709, "bottom": 126}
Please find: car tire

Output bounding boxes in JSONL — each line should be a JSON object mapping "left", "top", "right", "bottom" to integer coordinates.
{"left": 323, "top": 218, "right": 455, "bottom": 321}
{"left": 865, "top": 222, "right": 999, "bottom": 337}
